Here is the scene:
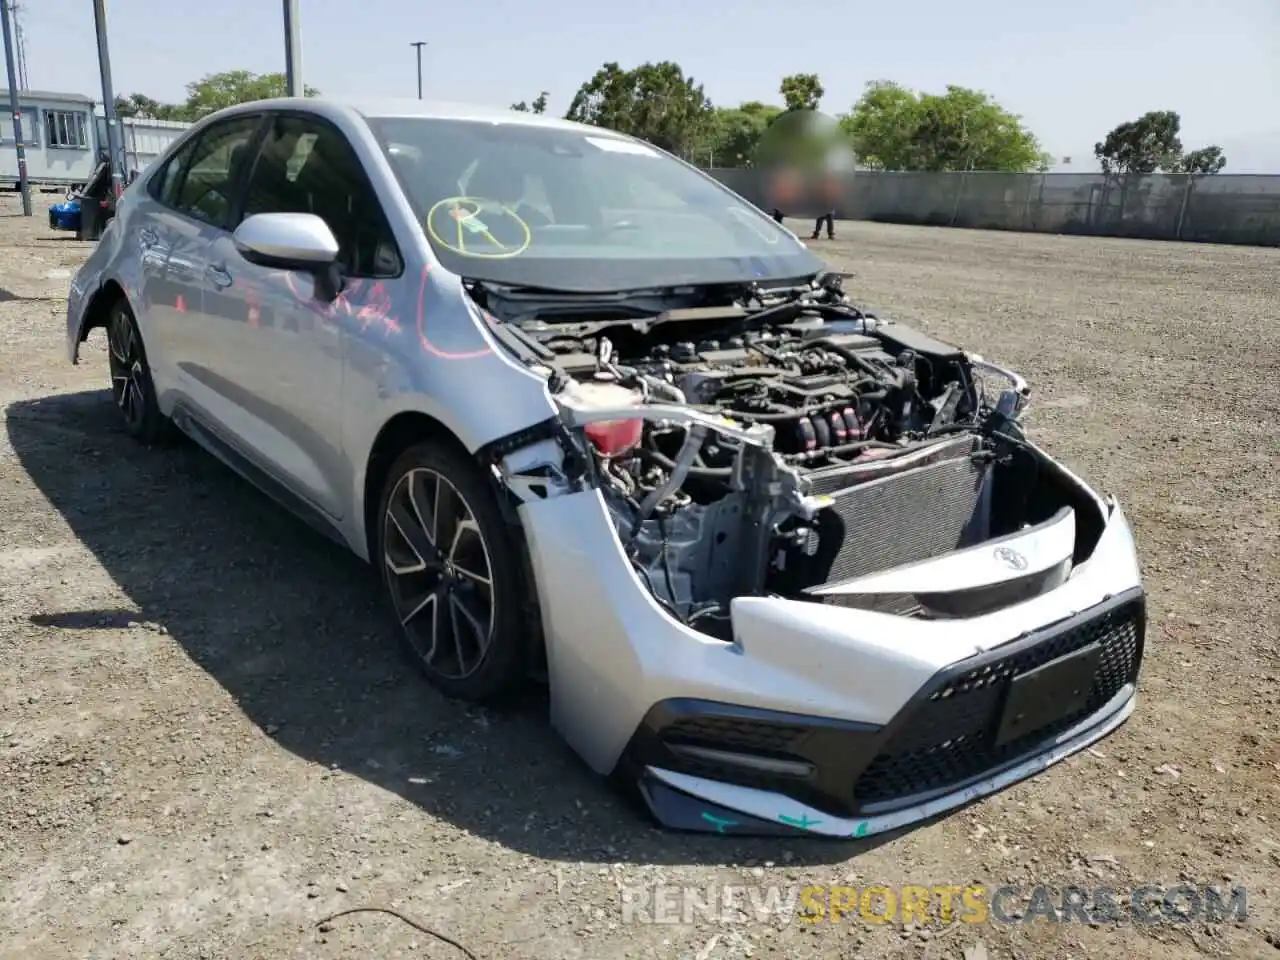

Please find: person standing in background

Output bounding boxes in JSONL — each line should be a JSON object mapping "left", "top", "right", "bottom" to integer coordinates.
{"left": 809, "top": 171, "right": 841, "bottom": 240}
{"left": 810, "top": 208, "right": 834, "bottom": 240}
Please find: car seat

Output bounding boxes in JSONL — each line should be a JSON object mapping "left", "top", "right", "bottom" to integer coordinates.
{"left": 465, "top": 159, "right": 552, "bottom": 228}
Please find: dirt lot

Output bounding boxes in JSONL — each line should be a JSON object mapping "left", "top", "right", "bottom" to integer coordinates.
{"left": 1, "top": 193, "right": 1277, "bottom": 960}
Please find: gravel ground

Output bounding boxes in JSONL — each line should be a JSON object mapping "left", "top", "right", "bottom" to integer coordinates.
{"left": 1, "top": 194, "right": 1277, "bottom": 960}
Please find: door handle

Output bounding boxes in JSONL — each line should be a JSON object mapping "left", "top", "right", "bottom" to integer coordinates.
{"left": 205, "top": 262, "right": 233, "bottom": 289}
{"left": 138, "top": 227, "right": 159, "bottom": 248}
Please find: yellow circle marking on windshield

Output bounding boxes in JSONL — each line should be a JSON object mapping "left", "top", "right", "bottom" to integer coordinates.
{"left": 426, "top": 196, "right": 532, "bottom": 259}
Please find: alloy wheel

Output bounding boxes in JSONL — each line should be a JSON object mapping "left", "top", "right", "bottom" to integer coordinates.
{"left": 383, "top": 467, "right": 496, "bottom": 680}
{"left": 107, "top": 312, "right": 147, "bottom": 432}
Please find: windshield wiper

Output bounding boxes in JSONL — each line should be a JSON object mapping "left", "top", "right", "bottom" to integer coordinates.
{"left": 465, "top": 278, "right": 743, "bottom": 326}
{"left": 463, "top": 273, "right": 855, "bottom": 335}
{"left": 465, "top": 277, "right": 738, "bottom": 304}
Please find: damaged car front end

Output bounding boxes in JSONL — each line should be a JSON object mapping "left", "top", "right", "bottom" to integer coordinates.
{"left": 482, "top": 274, "right": 1145, "bottom": 838}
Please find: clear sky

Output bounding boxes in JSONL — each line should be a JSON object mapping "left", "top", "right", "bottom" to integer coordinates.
{"left": 13, "top": 0, "right": 1280, "bottom": 172}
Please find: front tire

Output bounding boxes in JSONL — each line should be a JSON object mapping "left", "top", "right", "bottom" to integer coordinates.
{"left": 106, "top": 300, "right": 175, "bottom": 444}
{"left": 376, "top": 440, "right": 529, "bottom": 702}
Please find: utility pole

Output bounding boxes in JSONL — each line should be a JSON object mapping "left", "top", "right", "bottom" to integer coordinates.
{"left": 283, "top": 0, "right": 302, "bottom": 97}
{"left": 1, "top": 0, "right": 30, "bottom": 214}
{"left": 10, "top": 1, "right": 28, "bottom": 90}
{"left": 410, "top": 41, "right": 426, "bottom": 99}
{"left": 91, "top": 0, "right": 124, "bottom": 197}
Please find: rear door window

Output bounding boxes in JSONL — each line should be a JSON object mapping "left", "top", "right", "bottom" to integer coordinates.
{"left": 169, "top": 115, "right": 264, "bottom": 228}
{"left": 149, "top": 137, "right": 200, "bottom": 206}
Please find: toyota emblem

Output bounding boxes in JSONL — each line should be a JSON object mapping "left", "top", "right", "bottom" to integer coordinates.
{"left": 993, "top": 546, "right": 1029, "bottom": 571}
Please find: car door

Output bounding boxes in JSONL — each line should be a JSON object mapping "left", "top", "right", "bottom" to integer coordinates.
{"left": 142, "top": 114, "right": 266, "bottom": 422}
{"left": 201, "top": 111, "right": 403, "bottom": 521}
{"left": 129, "top": 135, "right": 205, "bottom": 398}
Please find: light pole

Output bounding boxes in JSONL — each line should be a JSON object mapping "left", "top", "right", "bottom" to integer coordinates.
{"left": 91, "top": 0, "right": 124, "bottom": 198}
{"left": 410, "top": 41, "right": 426, "bottom": 99}
{"left": 1, "top": 0, "right": 30, "bottom": 214}
{"left": 283, "top": 0, "right": 302, "bottom": 97}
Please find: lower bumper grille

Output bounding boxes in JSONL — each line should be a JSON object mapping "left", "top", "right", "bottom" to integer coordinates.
{"left": 624, "top": 590, "right": 1145, "bottom": 820}
{"left": 852, "top": 595, "right": 1145, "bottom": 806}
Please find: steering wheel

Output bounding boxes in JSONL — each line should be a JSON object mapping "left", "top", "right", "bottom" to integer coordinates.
{"left": 425, "top": 196, "right": 532, "bottom": 259}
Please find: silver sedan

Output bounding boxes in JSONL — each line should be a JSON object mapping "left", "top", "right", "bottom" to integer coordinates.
{"left": 66, "top": 98, "right": 1146, "bottom": 838}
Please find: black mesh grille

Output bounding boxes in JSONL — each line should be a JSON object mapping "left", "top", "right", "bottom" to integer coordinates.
{"left": 662, "top": 715, "right": 807, "bottom": 755}
{"left": 853, "top": 598, "right": 1144, "bottom": 806}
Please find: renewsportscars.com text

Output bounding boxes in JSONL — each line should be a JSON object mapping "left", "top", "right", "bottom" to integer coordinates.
{"left": 619, "top": 883, "right": 1249, "bottom": 926}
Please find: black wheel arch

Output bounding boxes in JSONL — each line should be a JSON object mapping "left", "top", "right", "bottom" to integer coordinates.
{"left": 362, "top": 412, "right": 546, "bottom": 675}
{"left": 77, "top": 279, "right": 130, "bottom": 352}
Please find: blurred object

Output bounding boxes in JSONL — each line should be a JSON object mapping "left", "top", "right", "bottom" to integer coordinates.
{"left": 756, "top": 109, "right": 855, "bottom": 221}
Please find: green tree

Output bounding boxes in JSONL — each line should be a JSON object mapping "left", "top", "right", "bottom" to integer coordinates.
{"left": 511, "top": 91, "right": 549, "bottom": 114}
{"left": 838, "top": 80, "right": 923, "bottom": 170}
{"left": 1095, "top": 111, "right": 1227, "bottom": 176}
{"left": 915, "top": 86, "right": 1043, "bottom": 171}
{"left": 1174, "top": 145, "right": 1226, "bottom": 174}
{"left": 114, "top": 93, "right": 185, "bottom": 121}
{"left": 180, "top": 70, "right": 320, "bottom": 120}
{"left": 841, "top": 80, "right": 1043, "bottom": 172}
{"left": 704, "top": 101, "right": 782, "bottom": 166}
{"left": 779, "top": 73, "right": 824, "bottom": 112}
{"left": 1093, "top": 111, "right": 1183, "bottom": 175}
{"left": 565, "top": 61, "right": 712, "bottom": 156}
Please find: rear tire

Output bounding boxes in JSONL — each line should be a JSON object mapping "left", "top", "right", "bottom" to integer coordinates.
{"left": 106, "top": 300, "right": 176, "bottom": 445}
{"left": 375, "top": 439, "right": 529, "bottom": 702}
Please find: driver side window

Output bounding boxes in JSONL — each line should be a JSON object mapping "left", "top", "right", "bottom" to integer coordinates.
{"left": 240, "top": 114, "right": 402, "bottom": 278}
{"left": 169, "top": 116, "right": 262, "bottom": 228}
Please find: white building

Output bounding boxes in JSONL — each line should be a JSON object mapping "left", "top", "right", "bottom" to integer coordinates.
{"left": 0, "top": 88, "right": 192, "bottom": 189}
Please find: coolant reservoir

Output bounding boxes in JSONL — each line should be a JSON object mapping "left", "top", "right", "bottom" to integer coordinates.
{"left": 560, "top": 378, "right": 643, "bottom": 410}
{"left": 560, "top": 379, "right": 645, "bottom": 457}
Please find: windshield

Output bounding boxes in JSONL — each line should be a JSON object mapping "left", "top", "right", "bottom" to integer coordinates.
{"left": 365, "top": 116, "right": 824, "bottom": 293}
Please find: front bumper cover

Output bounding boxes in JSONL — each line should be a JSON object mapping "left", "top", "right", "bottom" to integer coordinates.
{"left": 622, "top": 586, "right": 1144, "bottom": 837}
{"left": 518, "top": 437, "right": 1146, "bottom": 838}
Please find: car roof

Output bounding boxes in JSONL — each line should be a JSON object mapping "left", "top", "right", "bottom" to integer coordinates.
{"left": 206, "top": 96, "right": 612, "bottom": 136}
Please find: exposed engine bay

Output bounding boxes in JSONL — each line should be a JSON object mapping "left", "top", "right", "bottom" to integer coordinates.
{"left": 482, "top": 276, "right": 1107, "bottom": 640}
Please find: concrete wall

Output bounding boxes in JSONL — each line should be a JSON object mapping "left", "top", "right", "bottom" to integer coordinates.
{"left": 706, "top": 169, "right": 1280, "bottom": 247}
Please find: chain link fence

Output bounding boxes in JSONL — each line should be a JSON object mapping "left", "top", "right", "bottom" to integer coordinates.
{"left": 704, "top": 169, "right": 1280, "bottom": 246}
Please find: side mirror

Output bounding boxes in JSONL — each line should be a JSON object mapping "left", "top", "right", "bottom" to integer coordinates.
{"left": 233, "top": 212, "right": 339, "bottom": 271}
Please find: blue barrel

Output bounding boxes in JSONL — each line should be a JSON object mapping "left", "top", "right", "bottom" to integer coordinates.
{"left": 48, "top": 198, "right": 82, "bottom": 232}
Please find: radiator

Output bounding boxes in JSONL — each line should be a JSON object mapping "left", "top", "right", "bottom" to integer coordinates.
{"left": 787, "top": 436, "right": 992, "bottom": 601}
